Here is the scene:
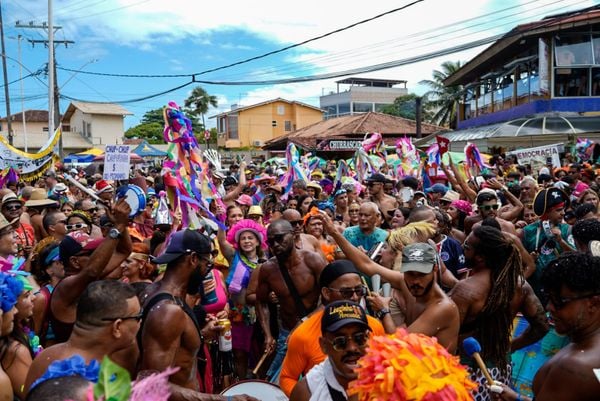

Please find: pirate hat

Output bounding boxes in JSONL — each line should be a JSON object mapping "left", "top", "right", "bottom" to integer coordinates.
{"left": 533, "top": 187, "right": 570, "bottom": 217}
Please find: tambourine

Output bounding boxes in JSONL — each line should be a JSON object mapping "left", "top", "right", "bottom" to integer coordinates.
{"left": 116, "top": 184, "right": 146, "bottom": 218}
{"left": 221, "top": 380, "right": 288, "bottom": 401}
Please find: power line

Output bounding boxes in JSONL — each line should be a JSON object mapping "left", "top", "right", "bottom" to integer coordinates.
{"left": 57, "top": 0, "right": 426, "bottom": 78}
{"left": 210, "top": 0, "right": 578, "bottom": 82}
{"left": 54, "top": 1, "right": 590, "bottom": 105}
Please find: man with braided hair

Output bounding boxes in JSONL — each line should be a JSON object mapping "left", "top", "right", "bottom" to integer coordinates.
{"left": 450, "top": 226, "right": 549, "bottom": 401}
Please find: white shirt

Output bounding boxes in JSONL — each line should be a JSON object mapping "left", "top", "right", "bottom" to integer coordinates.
{"left": 305, "top": 358, "right": 347, "bottom": 401}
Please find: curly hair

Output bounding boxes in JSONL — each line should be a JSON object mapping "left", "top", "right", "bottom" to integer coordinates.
{"left": 471, "top": 226, "right": 523, "bottom": 369}
{"left": 572, "top": 219, "right": 600, "bottom": 251}
{"left": 541, "top": 252, "right": 600, "bottom": 295}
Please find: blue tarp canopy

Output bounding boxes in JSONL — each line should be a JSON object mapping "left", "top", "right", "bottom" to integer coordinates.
{"left": 131, "top": 140, "right": 167, "bottom": 157}
{"left": 63, "top": 153, "right": 95, "bottom": 163}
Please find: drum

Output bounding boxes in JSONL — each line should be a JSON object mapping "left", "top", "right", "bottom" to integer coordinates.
{"left": 221, "top": 380, "right": 288, "bottom": 401}
{"left": 510, "top": 314, "right": 570, "bottom": 398}
{"left": 116, "top": 184, "right": 146, "bottom": 217}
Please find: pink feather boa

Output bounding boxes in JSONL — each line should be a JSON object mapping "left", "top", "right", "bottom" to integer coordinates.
{"left": 226, "top": 219, "right": 268, "bottom": 250}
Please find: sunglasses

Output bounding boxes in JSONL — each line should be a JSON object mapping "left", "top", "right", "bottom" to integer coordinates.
{"left": 327, "top": 331, "right": 369, "bottom": 352}
{"left": 327, "top": 286, "right": 367, "bottom": 299}
{"left": 290, "top": 220, "right": 303, "bottom": 227}
{"left": 84, "top": 208, "right": 98, "bottom": 213}
{"left": 267, "top": 232, "right": 291, "bottom": 245}
{"left": 480, "top": 204, "right": 499, "bottom": 211}
{"left": 66, "top": 223, "right": 88, "bottom": 231}
{"left": 543, "top": 290, "right": 599, "bottom": 310}
{"left": 101, "top": 311, "right": 143, "bottom": 322}
{"left": 3, "top": 204, "right": 22, "bottom": 211}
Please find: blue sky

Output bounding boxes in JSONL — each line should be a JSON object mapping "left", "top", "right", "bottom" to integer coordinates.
{"left": 2, "top": 0, "right": 597, "bottom": 129}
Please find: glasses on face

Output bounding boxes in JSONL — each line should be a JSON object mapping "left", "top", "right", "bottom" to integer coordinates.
{"left": 327, "top": 331, "right": 369, "bottom": 352}
{"left": 84, "top": 207, "right": 98, "bottom": 213}
{"left": 480, "top": 204, "right": 499, "bottom": 211}
{"left": 101, "top": 311, "right": 143, "bottom": 322}
{"left": 66, "top": 223, "right": 88, "bottom": 231}
{"left": 544, "top": 290, "right": 599, "bottom": 310}
{"left": 267, "top": 232, "right": 291, "bottom": 245}
{"left": 327, "top": 285, "right": 367, "bottom": 299}
{"left": 289, "top": 220, "right": 303, "bottom": 227}
{"left": 3, "top": 204, "right": 22, "bottom": 211}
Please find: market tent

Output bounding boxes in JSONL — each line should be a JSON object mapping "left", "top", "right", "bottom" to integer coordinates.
{"left": 64, "top": 153, "right": 95, "bottom": 163}
{"left": 78, "top": 148, "right": 104, "bottom": 156}
{"left": 131, "top": 140, "right": 167, "bottom": 157}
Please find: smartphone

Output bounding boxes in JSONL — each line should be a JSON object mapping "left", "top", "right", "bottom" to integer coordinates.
{"left": 368, "top": 242, "right": 385, "bottom": 262}
{"left": 475, "top": 176, "right": 486, "bottom": 188}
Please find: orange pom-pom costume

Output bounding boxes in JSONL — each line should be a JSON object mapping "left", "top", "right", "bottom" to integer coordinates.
{"left": 349, "top": 329, "right": 476, "bottom": 401}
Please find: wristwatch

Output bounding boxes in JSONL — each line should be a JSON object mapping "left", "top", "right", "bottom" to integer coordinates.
{"left": 108, "top": 228, "right": 122, "bottom": 240}
{"left": 376, "top": 308, "right": 390, "bottom": 320}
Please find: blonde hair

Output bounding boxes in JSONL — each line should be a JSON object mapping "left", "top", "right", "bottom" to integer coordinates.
{"left": 387, "top": 221, "right": 436, "bottom": 252}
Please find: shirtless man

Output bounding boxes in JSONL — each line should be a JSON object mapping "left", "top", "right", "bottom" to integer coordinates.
{"left": 281, "top": 209, "right": 322, "bottom": 254}
{"left": 319, "top": 212, "right": 460, "bottom": 353}
{"left": 140, "top": 229, "right": 256, "bottom": 401}
{"left": 464, "top": 190, "right": 518, "bottom": 236}
{"left": 24, "top": 280, "right": 141, "bottom": 393}
{"left": 450, "top": 226, "right": 549, "bottom": 401}
{"left": 495, "top": 252, "right": 600, "bottom": 401}
{"left": 366, "top": 173, "right": 398, "bottom": 225}
{"left": 255, "top": 219, "right": 328, "bottom": 383}
{"left": 50, "top": 198, "right": 132, "bottom": 343}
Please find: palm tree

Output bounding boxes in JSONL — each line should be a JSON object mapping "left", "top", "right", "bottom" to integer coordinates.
{"left": 419, "top": 61, "right": 464, "bottom": 129}
{"left": 184, "top": 86, "right": 218, "bottom": 132}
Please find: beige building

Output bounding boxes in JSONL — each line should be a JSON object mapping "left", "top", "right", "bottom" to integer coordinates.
{"left": 62, "top": 102, "right": 133, "bottom": 148}
{"left": 0, "top": 109, "right": 90, "bottom": 152}
{"left": 211, "top": 98, "right": 324, "bottom": 149}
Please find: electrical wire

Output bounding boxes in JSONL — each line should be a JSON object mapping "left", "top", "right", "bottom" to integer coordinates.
{"left": 57, "top": 0, "right": 426, "bottom": 78}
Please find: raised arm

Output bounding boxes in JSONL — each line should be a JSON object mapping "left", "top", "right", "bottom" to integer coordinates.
{"left": 487, "top": 178, "right": 523, "bottom": 222}
{"left": 216, "top": 227, "right": 235, "bottom": 263}
{"left": 447, "top": 156, "right": 476, "bottom": 202}
{"left": 318, "top": 212, "right": 404, "bottom": 289}
{"left": 223, "top": 161, "right": 247, "bottom": 203}
{"left": 51, "top": 199, "right": 131, "bottom": 315}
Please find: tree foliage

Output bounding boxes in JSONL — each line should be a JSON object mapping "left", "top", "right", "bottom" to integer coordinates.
{"left": 380, "top": 93, "right": 433, "bottom": 121}
{"left": 419, "top": 60, "right": 464, "bottom": 129}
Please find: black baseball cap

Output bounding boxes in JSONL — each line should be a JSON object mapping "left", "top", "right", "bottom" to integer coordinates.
{"left": 321, "top": 300, "right": 369, "bottom": 333}
{"left": 366, "top": 173, "right": 387, "bottom": 183}
{"left": 153, "top": 229, "right": 213, "bottom": 264}
{"left": 318, "top": 260, "right": 360, "bottom": 289}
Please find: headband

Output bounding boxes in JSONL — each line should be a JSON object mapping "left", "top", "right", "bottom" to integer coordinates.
{"left": 130, "top": 252, "right": 150, "bottom": 262}
{"left": 44, "top": 247, "right": 60, "bottom": 265}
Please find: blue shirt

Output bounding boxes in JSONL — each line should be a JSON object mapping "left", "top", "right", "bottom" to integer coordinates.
{"left": 342, "top": 226, "right": 389, "bottom": 252}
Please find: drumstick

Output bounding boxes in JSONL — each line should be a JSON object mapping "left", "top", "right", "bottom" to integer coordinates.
{"left": 252, "top": 351, "right": 270, "bottom": 376}
{"left": 361, "top": 276, "right": 372, "bottom": 297}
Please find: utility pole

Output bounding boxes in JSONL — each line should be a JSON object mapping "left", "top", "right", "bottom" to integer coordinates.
{"left": 16, "top": 20, "right": 73, "bottom": 158}
{"left": 17, "top": 35, "right": 27, "bottom": 151}
{"left": 0, "top": 1, "right": 13, "bottom": 145}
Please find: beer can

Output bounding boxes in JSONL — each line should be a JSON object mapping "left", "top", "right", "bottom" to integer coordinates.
{"left": 217, "top": 318, "right": 232, "bottom": 352}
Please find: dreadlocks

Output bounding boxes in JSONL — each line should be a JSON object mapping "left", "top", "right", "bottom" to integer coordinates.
{"left": 472, "top": 225, "right": 523, "bottom": 368}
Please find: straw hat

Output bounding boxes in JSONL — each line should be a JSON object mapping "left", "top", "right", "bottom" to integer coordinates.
{"left": 24, "top": 188, "right": 58, "bottom": 208}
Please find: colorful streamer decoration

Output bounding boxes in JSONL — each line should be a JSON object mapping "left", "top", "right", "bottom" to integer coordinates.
{"left": 395, "top": 137, "right": 419, "bottom": 177}
{"left": 464, "top": 142, "right": 488, "bottom": 177}
{"left": 349, "top": 328, "right": 476, "bottom": 401}
{"left": 162, "top": 102, "right": 226, "bottom": 230}
{"left": 279, "top": 142, "right": 309, "bottom": 201}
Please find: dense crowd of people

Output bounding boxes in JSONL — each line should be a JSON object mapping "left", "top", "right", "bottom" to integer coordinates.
{"left": 0, "top": 154, "right": 599, "bottom": 401}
